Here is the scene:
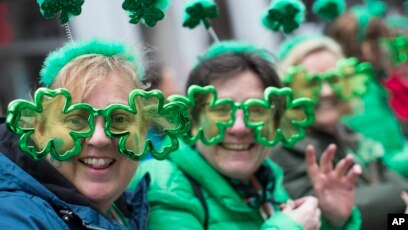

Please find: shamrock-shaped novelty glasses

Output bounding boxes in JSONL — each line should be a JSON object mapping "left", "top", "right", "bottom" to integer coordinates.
{"left": 283, "top": 57, "right": 374, "bottom": 102}
{"left": 6, "top": 88, "right": 190, "bottom": 161}
{"left": 168, "top": 85, "right": 315, "bottom": 147}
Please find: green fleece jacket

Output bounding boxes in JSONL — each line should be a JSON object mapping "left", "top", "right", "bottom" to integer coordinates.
{"left": 270, "top": 126, "right": 408, "bottom": 230}
{"left": 130, "top": 141, "right": 361, "bottom": 230}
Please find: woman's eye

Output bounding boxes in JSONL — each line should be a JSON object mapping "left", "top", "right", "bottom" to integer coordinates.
{"left": 249, "top": 106, "right": 269, "bottom": 117}
{"left": 112, "top": 114, "right": 130, "bottom": 124}
{"left": 65, "top": 116, "right": 88, "bottom": 130}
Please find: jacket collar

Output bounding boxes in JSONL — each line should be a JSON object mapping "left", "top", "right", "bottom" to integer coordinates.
{"left": 169, "top": 140, "right": 289, "bottom": 212}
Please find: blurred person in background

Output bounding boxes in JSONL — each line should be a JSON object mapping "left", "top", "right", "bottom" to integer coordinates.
{"left": 271, "top": 35, "right": 408, "bottom": 230}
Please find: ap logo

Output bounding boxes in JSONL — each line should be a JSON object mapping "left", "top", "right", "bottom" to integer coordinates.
{"left": 388, "top": 214, "right": 408, "bottom": 230}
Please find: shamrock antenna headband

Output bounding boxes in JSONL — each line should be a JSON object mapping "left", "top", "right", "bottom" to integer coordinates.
{"left": 181, "top": 0, "right": 220, "bottom": 42}
{"left": 180, "top": 0, "right": 349, "bottom": 50}
{"left": 36, "top": 0, "right": 171, "bottom": 42}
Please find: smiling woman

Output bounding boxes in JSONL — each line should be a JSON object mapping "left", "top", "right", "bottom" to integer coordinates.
{"left": 0, "top": 39, "right": 189, "bottom": 229}
{"left": 131, "top": 40, "right": 363, "bottom": 229}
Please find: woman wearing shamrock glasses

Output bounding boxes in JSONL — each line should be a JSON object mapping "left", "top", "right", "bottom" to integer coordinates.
{"left": 130, "top": 41, "right": 362, "bottom": 229}
{"left": 270, "top": 35, "right": 408, "bottom": 230}
{"left": 325, "top": 9, "right": 408, "bottom": 178}
{"left": 0, "top": 39, "right": 189, "bottom": 229}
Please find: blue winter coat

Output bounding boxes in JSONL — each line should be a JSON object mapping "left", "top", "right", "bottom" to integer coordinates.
{"left": 0, "top": 124, "right": 149, "bottom": 229}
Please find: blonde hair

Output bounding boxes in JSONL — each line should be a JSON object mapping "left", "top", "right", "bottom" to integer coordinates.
{"left": 51, "top": 54, "right": 147, "bottom": 102}
{"left": 279, "top": 36, "right": 345, "bottom": 75}
{"left": 279, "top": 36, "right": 353, "bottom": 115}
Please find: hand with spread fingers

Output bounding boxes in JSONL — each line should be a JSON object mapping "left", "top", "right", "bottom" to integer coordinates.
{"left": 306, "top": 144, "right": 362, "bottom": 227}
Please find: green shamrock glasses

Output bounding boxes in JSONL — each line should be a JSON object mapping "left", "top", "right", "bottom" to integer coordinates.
{"left": 380, "top": 35, "right": 408, "bottom": 67}
{"left": 283, "top": 57, "right": 374, "bottom": 102}
{"left": 168, "top": 85, "right": 315, "bottom": 147}
{"left": 6, "top": 88, "right": 190, "bottom": 161}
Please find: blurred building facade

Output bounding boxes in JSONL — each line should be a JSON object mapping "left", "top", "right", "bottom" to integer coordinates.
{"left": 0, "top": 0, "right": 401, "bottom": 115}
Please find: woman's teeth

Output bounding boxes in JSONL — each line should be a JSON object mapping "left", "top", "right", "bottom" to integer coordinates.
{"left": 80, "top": 158, "right": 114, "bottom": 166}
{"left": 221, "top": 143, "right": 251, "bottom": 150}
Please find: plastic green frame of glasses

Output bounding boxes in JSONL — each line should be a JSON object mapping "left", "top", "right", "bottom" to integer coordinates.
{"left": 168, "top": 85, "right": 315, "bottom": 147}
{"left": 6, "top": 87, "right": 191, "bottom": 161}
{"left": 283, "top": 57, "right": 374, "bottom": 102}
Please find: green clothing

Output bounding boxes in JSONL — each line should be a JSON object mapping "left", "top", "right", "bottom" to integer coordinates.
{"left": 342, "top": 81, "right": 404, "bottom": 153}
{"left": 382, "top": 141, "right": 408, "bottom": 178}
{"left": 270, "top": 126, "right": 408, "bottom": 230}
{"left": 342, "top": 81, "right": 408, "bottom": 178}
{"left": 130, "top": 141, "right": 361, "bottom": 229}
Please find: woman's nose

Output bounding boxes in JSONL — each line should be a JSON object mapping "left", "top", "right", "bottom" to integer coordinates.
{"left": 86, "top": 117, "right": 111, "bottom": 147}
{"left": 227, "top": 110, "right": 251, "bottom": 136}
{"left": 320, "top": 82, "right": 334, "bottom": 97}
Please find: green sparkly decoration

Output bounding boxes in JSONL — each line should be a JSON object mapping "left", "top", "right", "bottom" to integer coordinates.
{"left": 262, "top": 0, "right": 305, "bottom": 34}
{"left": 312, "top": 0, "right": 346, "bottom": 21}
{"left": 380, "top": 36, "right": 408, "bottom": 67}
{"left": 246, "top": 87, "right": 315, "bottom": 147}
{"left": 105, "top": 89, "right": 191, "bottom": 160}
{"left": 6, "top": 88, "right": 191, "bottom": 161}
{"left": 283, "top": 57, "right": 374, "bottom": 102}
{"left": 37, "top": 0, "right": 85, "bottom": 24}
{"left": 182, "top": 0, "right": 219, "bottom": 29}
{"left": 169, "top": 85, "right": 315, "bottom": 147}
{"left": 6, "top": 88, "right": 93, "bottom": 161}
{"left": 168, "top": 85, "right": 235, "bottom": 145}
{"left": 122, "top": 0, "right": 170, "bottom": 27}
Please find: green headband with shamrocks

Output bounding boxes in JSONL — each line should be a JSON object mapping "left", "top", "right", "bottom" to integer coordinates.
{"left": 6, "top": 87, "right": 190, "bottom": 161}
{"left": 168, "top": 85, "right": 315, "bottom": 148}
{"left": 283, "top": 57, "right": 374, "bottom": 102}
{"left": 40, "top": 39, "right": 145, "bottom": 87}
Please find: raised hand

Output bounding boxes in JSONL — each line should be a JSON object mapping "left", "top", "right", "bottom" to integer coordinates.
{"left": 305, "top": 144, "right": 362, "bottom": 227}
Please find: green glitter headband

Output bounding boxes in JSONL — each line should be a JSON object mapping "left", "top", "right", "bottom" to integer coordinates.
{"left": 195, "top": 40, "right": 274, "bottom": 67}
{"left": 40, "top": 39, "right": 145, "bottom": 87}
{"left": 277, "top": 34, "right": 323, "bottom": 60}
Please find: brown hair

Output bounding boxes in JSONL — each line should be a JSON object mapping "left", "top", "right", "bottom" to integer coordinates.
{"left": 325, "top": 11, "right": 394, "bottom": 72}
{"left": 186, "top": 52, "right": 284, "bottom": 126}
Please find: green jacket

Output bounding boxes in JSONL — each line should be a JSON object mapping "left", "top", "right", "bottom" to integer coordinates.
{"left": 270, "top": 126, "right": 408, "bottom": 230}
{"left": 130, "top": 141, "right": 361, "bottom": 229}
{"left": 342, "top": 81, "right": 404, "bottom": 153}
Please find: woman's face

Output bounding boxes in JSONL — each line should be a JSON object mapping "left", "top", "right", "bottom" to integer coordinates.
{"left": 46, "top": 71, "right": 138, "bottom": 212}
{"left": 196, "top": 70, "right": 270, "bottom": 180}
{"left": 300, "top": 50, "right": 348, "bottom": 132}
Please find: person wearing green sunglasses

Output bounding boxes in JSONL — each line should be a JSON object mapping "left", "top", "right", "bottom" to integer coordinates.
{"left": 271, "top": 35, "right": 408, "bottom": 230}
{"left": 0, "top": 39, "right": 189, "bottom": 229}
{"left": 131, "top": 41, "right": 362, "bottom": 230}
